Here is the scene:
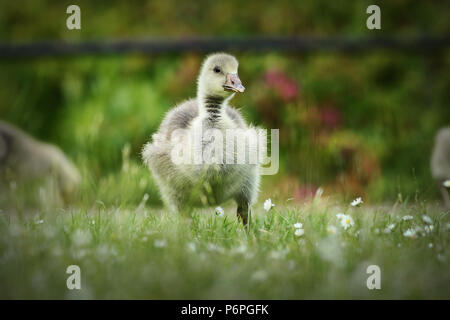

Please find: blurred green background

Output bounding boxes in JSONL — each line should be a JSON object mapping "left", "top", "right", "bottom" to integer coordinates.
{"left": 0, "top": 0, "right": 449, "bottom": 207}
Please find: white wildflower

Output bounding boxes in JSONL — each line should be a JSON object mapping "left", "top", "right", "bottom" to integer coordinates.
{"left": 96, "top": 244, "right": 118, "bottom": 262}
{"left": 154, "top": 239, "right": 167, "bottom": 248}
{"left": 206, "top": 243, "right": 224, "bottom": 253}
{"left": 338, "top": 214, "right": 354, "bottom": 230}
{"left": 251, "top": 270, "right": 268, "bottom": 282}
{"left": 317, "top": 238, "right": 343, "bottom": 265}
{"left": 351, "top": 197, "right": 363, "bottom": 207}
{"left": 215, "top": 206, "right": 225, "bottom": 218}
{"left": 269, "top": 248, "right": 288, "bottom": 259}
{"left": 207, "top": 243, "right": 218, "bottom": 251}
{"left": 244, "top": 251, "right": 255, "bottom": 260}
{"left": 186, "top": 242, "right": 196, "bottom": 252}
{"left": 383, "top": 223, "right": 396, "bottom": 234}
{"left": 428, "top": 243, "right": 434, "bottom": 248}
{"left": 443, "top": 180, "right": 450, "bottom": 188}
{"left": 294, "top": 222, "right": 305, "bottom": 237}
{"left": 293, "top": 222, "right": 303, "bottom": 229}
{"left": 269, "top": 250, "right": 282, "bottom": 259}
{"left": 263, "top": 199, "right": 275, "bottom": 212}
{"left": 425, "top": 225, "right": 434, "bottom": 234}
{"left": 403, "top": 228, "right": 417, "bottom": 238}
{"left": 232, "top": 244, "right": 248, "bottom": 254}
{"left": 402, "top": 215, "right": 414, "bottom": 221}
{"left": 327, "top": 225, "right": 338, "bottom": 235}
{"left": 72, "top": 229, "right": 92, "bottom": 247}
{"left": 35, "top": 220, "right": 44, "bottom": 225}
{"left": 422, "top": 215, "right": 433, "bottom": 225}
{"left": 414, "top": 226, "right": 427, "bottom": 237}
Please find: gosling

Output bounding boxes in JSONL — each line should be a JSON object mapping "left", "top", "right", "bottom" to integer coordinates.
{"left": 142, "top": 53, "right": 260, "bottom": 224}
{"left": 0, "top": 120, "right": 81, "bottom": 203}
{"left": 431, "top": 127, "right": 450, "bottom": 209}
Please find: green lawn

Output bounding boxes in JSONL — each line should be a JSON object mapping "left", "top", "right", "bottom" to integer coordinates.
{"left": 0, "top": 196, "right": 448, "bottom": 299}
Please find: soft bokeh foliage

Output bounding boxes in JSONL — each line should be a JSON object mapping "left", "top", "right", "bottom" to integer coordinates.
{"left": 0, "top": 1, "right": 449, "bottom": 207}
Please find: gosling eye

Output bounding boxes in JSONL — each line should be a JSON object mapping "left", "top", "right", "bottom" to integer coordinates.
{"left": 213, "top": 66, "right": 221, "bottom": 74}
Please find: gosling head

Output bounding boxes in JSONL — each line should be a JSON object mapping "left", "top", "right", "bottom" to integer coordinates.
{"left": 197, "top": 53, "right": 245, "bottom": 99}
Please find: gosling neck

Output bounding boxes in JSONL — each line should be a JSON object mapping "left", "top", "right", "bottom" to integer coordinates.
{"left": 198, "top": 90, "right": 234, "bottom": 124}
{"left": 203, "top": 95, "right": 225, "bottom": 123}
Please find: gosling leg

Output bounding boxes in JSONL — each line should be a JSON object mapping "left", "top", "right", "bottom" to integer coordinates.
{"left": 237, "top": 202, "right": 251, "bottom": 226}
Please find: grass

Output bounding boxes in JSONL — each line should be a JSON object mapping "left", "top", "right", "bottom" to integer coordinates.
{"left": 0, "top": 194, "right": 449, "bottom": 299}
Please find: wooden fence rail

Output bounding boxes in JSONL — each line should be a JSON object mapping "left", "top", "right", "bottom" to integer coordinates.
{"left": 0, "top": 35, "right": 449, "bottom": 58}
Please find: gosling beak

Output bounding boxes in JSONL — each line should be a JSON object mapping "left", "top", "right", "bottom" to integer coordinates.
{"left": 223, "top": 73, "right": 245, "bottom": 93}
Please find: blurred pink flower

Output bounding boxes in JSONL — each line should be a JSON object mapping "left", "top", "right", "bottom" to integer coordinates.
{"left": 264, "top": 70, "right": 299, "bottom": 102}
{"left": 294, "top": 184, "right": 319, "bottom": 201}
{"left": 319, "top": 106, "right": 341, "bottom": 129}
